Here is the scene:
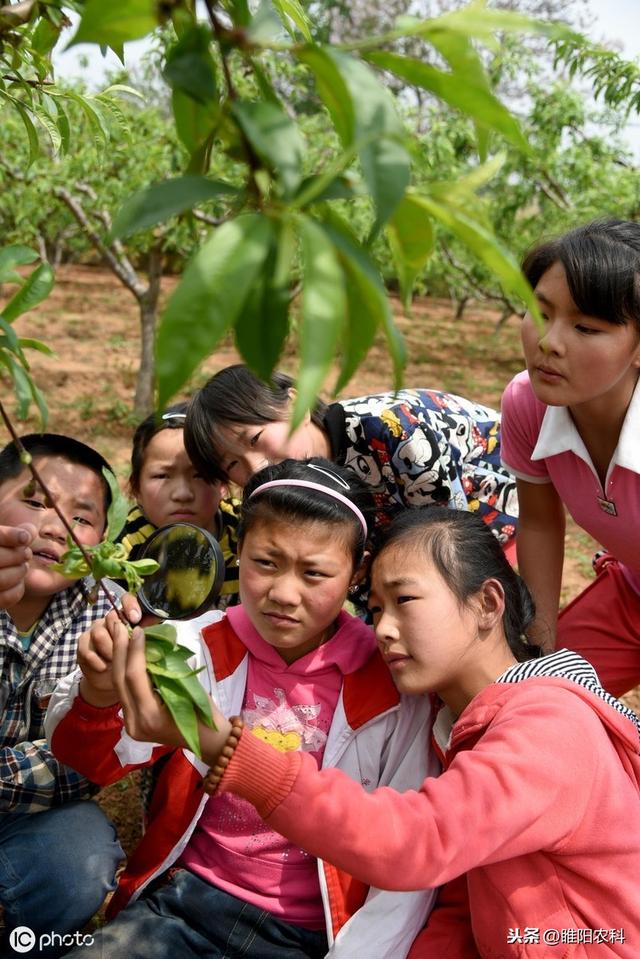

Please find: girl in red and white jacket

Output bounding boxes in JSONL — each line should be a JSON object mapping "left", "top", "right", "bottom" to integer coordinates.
{"left": 79, "top": 507, "right": 640, "bottom": 958}
{"left": 46, "top": 458, "right": 436, "bottom": 959}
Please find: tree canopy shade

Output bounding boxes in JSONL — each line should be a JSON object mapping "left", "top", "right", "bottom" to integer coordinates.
{"left": 2, "top": 0, "right": 637, "bottom": 426}
{"left": 93, "top": 0, "right": 576, "bottom": 420}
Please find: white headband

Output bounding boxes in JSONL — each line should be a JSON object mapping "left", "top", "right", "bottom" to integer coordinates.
{"left": 248, "top": 479, "right": 368, "bottom": 541}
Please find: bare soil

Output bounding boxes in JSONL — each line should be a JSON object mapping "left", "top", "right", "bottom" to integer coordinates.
{"left": 4, "top": 263, "right": 639, "bottom": 856}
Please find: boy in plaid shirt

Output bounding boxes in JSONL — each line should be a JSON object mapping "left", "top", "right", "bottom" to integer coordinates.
{"left": 0, "top": 434, "right": 124, "bottom": 958}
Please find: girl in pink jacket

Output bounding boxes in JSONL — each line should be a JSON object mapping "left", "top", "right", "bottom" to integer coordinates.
{"left": 100, "top": 507, "right": 640, "bottom": 958}
{"left": 47, "top": 458, "right": 437, "bottom": 959}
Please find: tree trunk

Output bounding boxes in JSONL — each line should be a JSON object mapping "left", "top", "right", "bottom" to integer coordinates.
{"left": 134, "top": 246, "right": 163, "bottom": 419}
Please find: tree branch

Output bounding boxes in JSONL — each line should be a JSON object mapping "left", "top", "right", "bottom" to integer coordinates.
{"left": 52, "top": 186, "right": 146, "bottom": 299}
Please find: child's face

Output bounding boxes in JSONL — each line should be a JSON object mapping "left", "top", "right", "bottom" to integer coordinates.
{"left": 521, "top": 260, "right": 640, "bottom": 410}
{"left": 238, "top": 517, "right": 355, "bottom": 664}
{"left": 369, "top": 545, "right": 481, "bottom": 703}
{"left": 136, "top": 430, "right": 223, "bottom": 531}
{"left": 216, "top": 414, "right": 329, "bottom": 488}
{"left": 0, "top": 455, "right": 106, "bottom": 603}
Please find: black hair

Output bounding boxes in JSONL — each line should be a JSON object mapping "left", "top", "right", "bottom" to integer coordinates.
{"left": 523, "top": 218, "right": 640, "bottom": 331}
{"left": 375, "top": 508, "right": 540, "bottom": 662}
{"left": 185, "top": 365, "right": 328, "bottom": 483}
{"left": 129, "top": 401, "right": 189, "bottom": 494}
{"left": 240, "top": 457, "right": 374, "bottom": 568}
{"left": 0, "top": 433, "right": 113, "bottom": 519}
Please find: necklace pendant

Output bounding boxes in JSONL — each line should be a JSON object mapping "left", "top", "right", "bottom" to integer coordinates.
{"left": 597, "top": 496, "right": 617, "bottom": 517}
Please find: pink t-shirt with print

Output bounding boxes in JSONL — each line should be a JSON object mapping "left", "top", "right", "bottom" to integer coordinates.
{"left": 180, "top": 604, "right": 376, "bottom": 928}
{"left": 501, "top": 370, "right": 640, "bottom": 593}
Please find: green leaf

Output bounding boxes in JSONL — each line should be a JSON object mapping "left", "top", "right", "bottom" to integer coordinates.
{"left": 246, "top": 0, "right": 285, "bottom": 44}
{"left": 8, "top": 358, "right": 33, "bottom": 420}
{"left": 412, "top": 191, "right": 540, "bottom": 319}
{"left": 32, "top": 18, "right": 60, "bottom": 57}
{"left": 0, "top": 318, "right": 20, "bottom": 353}
{"left": 63, "top": 90, "right": 111, "bottom": 146}
{"left": 427, "top": 153, "right": 506, "bottom": 203}
{"left": 17, "top": 337, "right": 55, "bottom": 357}
{"left": 294, "top": 173, "right": 358, "bottom": 206}
{"left": 127, "top": 558, "right": 160, "bottom": 576}
{"left": 292, "top": 216, "right": 346, "bottom": 428}
{"left": 171, "top": 89, "right": 218, "bottom": 155}
{"left": 232, "top": 100, "right": 305, "bottom": 200}
{"left": 14, "top": 101, "right": 40, "bottom": 166}
{"left": 235, "top": 220, "right": 295, "bottom": 379}
{"left": 53, "top": 98, "right": 71, "bottom": 155}
{"left": 145, "top": 651, "right": 197, "bottom": 679}
{"left": 31, "top": 380, "right": 48, "bottom": 431}
{"left": 324, "top": 49, "right": 410, "bottom": 231}
{"left": 419, "top": 1, "right": 572, "bottom": 43}
{"left": 272, "top": 0, "right": 312, "bottom": 41}
{"left": 386, "top": 195, "right": 436, "bottom": 311}
{"left": 163, "top": 25, "right": 217, "bottom": 105}
{"left": 298, "top": 46, "right": 354, "bottom": 145}
{"left": 0, "top": 246, "right": 38, "bottom": 284}
{"left": 145, "top": 623, "right": 178, "bottom": 647}
{"left": 33, "top": 106, "right": 62, "bottom": 155}
{"left": 157, "top": 214, "right": 274, "bottom": 407}
{"left": 69, "top": 0, "right": 157, "bottom": 48}
{"left": 152, "top": 673, "right": 201, "bottom": 757}
{"left": 364, "top": 50, "right": 528, "bottom": 153}
{"left": 110, "top": 176, "right": 240, "bottom": 239}
{"left": 103, "top": 468, "right": 130, "bottom": 541}
{"left": 2, "top": 262, "right": 54, "bottom": 324}
{"left": 321, "top": 211, "right": 401, "bottom": 392}
{"left": 172, "top": 667, "right": 214, "bottom": 728}
{"left": 227, "top": 0, "right": 251, "bottom": 27}
{"left": 99, "top": 84, "right": 145, "bottom": 101}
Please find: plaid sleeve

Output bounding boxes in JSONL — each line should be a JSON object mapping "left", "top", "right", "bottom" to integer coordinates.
{"left": 0, "top": 738, "right": 96, "bottom": 814}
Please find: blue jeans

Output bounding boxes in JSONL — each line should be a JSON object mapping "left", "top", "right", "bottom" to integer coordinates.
{"left": 0, "top": 801, "right": 123, "bottom": 959}
{"left": 66, "top": 868, "right": 329, "bottom": 959}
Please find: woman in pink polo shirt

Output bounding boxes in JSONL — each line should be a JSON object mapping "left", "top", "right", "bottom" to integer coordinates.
{"left": 500, "top": 218, "right": 640, "bottom": 696}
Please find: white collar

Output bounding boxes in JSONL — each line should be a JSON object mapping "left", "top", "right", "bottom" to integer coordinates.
{"left": 532, "top": 376, "right": 640, "bottom": 475}
{"left": 432, "top": 703, "right": 456, "bottom": 753}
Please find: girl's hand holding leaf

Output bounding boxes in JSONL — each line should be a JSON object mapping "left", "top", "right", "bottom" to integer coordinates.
{"left": 78, "top": 595, "right": 142, "bottom": 708}
{"left": 112, "top": 625, "right": 225, "bottom": 757}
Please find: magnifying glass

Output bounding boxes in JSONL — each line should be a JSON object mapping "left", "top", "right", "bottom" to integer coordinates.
{"left": 136, "top": 522, "right": 225, "bottom": 620}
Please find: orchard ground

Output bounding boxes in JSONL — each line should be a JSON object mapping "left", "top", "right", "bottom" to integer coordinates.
{"left": 5, "top": 263, "right": 639, "bottom": 856}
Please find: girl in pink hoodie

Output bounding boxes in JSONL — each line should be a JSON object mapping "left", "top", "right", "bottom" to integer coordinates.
{"left": 101, "top": 507, "right": 640, "bottom": 958}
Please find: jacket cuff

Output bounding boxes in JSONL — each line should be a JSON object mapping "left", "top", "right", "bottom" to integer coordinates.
{"left": 218, "top": 728, "right": 302, "bottom": 816}
{"left": 74, "top": 693, "right": 122, "bottom": 724}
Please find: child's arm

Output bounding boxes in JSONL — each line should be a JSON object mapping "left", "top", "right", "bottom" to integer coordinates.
{"left": 0, "top": 739, "right": 96, "bottom": 813}
{"left": 77, "top": 594, "right": 142, "bottom": 707}
{"left": 515, "top": 477, "right": 566, "bottom": 651}
{"left": 46, "top": 596, "right": 174, "bottom": 786}
{"left": 206, "top": 687, "right": 599, "bottom": 892}
{"left": 0, "top": 523, "right": 35, "bottom": 608}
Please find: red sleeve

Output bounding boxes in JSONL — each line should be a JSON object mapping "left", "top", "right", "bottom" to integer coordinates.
{"left": 408, "top": 875, "right": 480, "bottom": 959}
{"left": 51, "top": 692, "right": 171, "bottom": 786}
